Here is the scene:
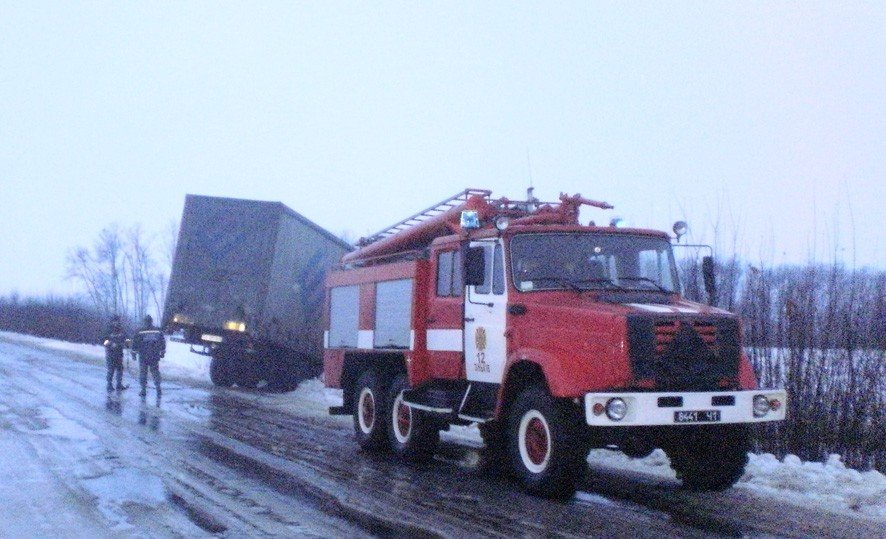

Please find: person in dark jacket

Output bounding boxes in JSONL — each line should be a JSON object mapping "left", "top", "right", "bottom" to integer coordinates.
{"left": 103, "top": 315, "right": 128, "bottom": 392}
{"left": 131, "top": 314, "right": 166, "bottom": 397}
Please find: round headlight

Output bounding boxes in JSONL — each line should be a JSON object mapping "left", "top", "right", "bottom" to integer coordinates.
{"left": 753, "top": 395, "right": 770, "bottom": 417}
{"left": 606, "top": 398, "right": 628, "bottom": 421}
{"left": 495, "top": 216, "right": 510, "bottom": 231}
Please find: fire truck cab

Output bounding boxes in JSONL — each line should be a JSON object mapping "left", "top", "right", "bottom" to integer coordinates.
{"left": 324, "top": 189, "right": 786, "bottom": 498}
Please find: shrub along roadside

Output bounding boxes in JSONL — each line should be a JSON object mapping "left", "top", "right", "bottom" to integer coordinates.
{"left": 680, "top": 259, "right": 885, "bottom": 473}
{"left": 0, "top": 294, "right": 109, "bottom": 345}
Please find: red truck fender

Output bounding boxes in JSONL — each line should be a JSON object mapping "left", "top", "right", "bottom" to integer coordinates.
{"left": 498, "top": 348, "right": 579, "bottom": 417}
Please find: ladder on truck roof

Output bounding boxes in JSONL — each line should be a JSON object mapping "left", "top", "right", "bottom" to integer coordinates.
{"left": 359, "top": 188, "right": 492, "bottom": 246}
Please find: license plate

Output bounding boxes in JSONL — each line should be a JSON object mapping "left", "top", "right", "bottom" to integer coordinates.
{"left": 674, "top": 410, "right": 721, "bottom": 423}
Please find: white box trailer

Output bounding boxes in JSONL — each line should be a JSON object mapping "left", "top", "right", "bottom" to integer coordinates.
{"left": 164, "top": 194, "right": 352, "bottom": 390}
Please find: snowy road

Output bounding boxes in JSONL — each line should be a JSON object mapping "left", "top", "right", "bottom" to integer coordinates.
{"left": 0, "top": 339, "right": 369, "bottom": 538}
{"left": 1, "top": 336, "right": 882, "bottom": 538}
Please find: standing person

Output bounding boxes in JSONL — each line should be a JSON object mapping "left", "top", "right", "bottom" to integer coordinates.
{"left": 131, "top": 315, "right": 166, "bottom": 398}
{"left": 102, "top": 315, "right": 127, "bottom": 392}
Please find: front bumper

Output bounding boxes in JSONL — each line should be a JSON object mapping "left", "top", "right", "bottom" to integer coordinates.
{"left": 584, "top": 389, "right": 787, "bottom": 426}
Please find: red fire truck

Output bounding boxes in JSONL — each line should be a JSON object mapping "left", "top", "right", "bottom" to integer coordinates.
{"left": 323, "top": 189, "right": 786, "bottom": 498}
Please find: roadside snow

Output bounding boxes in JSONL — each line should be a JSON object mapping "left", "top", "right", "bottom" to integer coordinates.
{"left": 587, "top": 448, "right": 886, "bottom": 519}
{"left": 589, "top": 448, "right": 677, "bottom": 479}
{"left": 741, "top": 453, "right": 886, "bottom": 519}
{"left": 290, "top": 376, "right": 344, "bottom": 409}
{"left": 0, "top": 331, "right": 214, "bottom": 386}
{"left": 3, "top": 330, "right": 884, "bottom": 520}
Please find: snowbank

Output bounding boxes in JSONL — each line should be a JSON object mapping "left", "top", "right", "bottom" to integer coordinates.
{"left": 741, "top": 453, "right": 886, "bottom": 519}
{"left": 2, "top": 331, "right": 884, "bottom": 520}
{"left": 587, "top": 448, "right": 886, "bottom": 518}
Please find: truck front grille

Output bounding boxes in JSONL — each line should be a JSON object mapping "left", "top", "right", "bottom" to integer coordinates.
{"left": 628, "top": 315, "right": 740, "bottom": 390}
{"left": 654, "top": 320, "right": 717, "bottom": 354}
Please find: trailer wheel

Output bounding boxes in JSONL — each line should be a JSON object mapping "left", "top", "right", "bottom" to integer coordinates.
{"left": 353, "top": 369, "right": 389, "bottom": 451}
{"left": 386, "top": 374, "right": 439, "bottom": 463}
{"left": 507, "top": 385, "right": 586, "bottom": 499}
{"left": 209, "top": 357, "right": 233, "bottom": 387}
{"left": 667, "top": 425, "right": 749, "bottom": 491}
{"left": 236, "top": 363, "right": 261, "bottom": 389}
{"left": 266, "top": 353, "right": 301, "bottom": 392}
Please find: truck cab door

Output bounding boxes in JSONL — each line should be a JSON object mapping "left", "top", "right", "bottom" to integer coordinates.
{"left": 426, "top": 248, "right": 466, "bottom": 379}
{"left": 463, "top": 240, "right": 508, "bottom": 384}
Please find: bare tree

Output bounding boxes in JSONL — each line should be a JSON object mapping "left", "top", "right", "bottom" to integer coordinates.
{"left": 66, "top": 224, "right": 126, "bottom": 317}
{"left": 124, "top": 224, "right": 153, "bottom": 320}
{"left": 154, "top": 219, "right": 179, "bottom": 317}
{"left": 66, "top": 247, "right": 105, "bottom": 312}
{"left": 67, "top": 222, "right": 173, "bottom": 323}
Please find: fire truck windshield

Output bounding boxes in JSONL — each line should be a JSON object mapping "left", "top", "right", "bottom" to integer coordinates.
{"left": 509, "top": 233, "right": 679, "bottom": 293}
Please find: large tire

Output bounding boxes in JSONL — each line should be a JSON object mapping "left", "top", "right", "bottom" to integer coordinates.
{"left": 478, "top": 421, "right": 509, "bottom": 477}
{"left": 266, "top": 354, "right": 302, "bottom": 392}
{"left": 353, "top": 369, "right": 390, "bottom": 451}
{"left": 236, "top": 363, "right": 261, "bottom": 389}
{"left": 386, "top": 374, "right": 439, "bottom": 463}
{"left": 507, "top": 385, "right": 586, "bottom": 499}
{"left": 621, "top": 434, "right": 656, "bottom": 459}
{"left": 209, "top": 357, "right": 233, "bottom": 387}
{"left": 666, "top": 424, "right": 749, "bottom": 491}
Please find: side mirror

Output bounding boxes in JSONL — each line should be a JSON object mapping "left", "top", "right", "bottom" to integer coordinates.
{"left": 465, "top": 246, "right": 486, "bottom": 286}
{"left": 702, "top": 256, "right": 716, "bottom": 304}
{"left": 672, "top": 221, "right": 688, "bottom": 242}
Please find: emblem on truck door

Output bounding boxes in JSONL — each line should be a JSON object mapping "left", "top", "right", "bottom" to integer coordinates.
{"left": 475, "top": 327, "right": 487, "bottom": 351}
{"left": 474, "top": 327, "right": 490, "bottom": 373}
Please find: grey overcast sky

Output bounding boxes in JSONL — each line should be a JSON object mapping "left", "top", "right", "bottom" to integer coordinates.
{"left": 1, "top": 2, "right": 883, "bottom": 297}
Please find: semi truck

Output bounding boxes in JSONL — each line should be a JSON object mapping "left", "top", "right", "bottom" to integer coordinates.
{"left": 323, "top": 188, "right": 787, "bottom": 498}
{"left": 164, "top": 194, "right": 352, "bottom": 391}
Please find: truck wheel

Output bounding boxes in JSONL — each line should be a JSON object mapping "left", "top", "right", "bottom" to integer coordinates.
{"left": 621, "top": 434, "right": 656, "bottom": 459}
{"left": 209, "top": 357, "right": 233, "bottom": 387}
{"left": 267, "top": 354, "right": 301, "bottom": 392}
{"left": 622, "top": 445, "right": 656, "bottom": 459}
{"left": 236, "top": 364, "right": 261, "bottom": 389}
{"left": 386, "top": 374, "right": 439, "bottom": 463}
{"left": 353, "top": 369, "right": 389, "bottom": 451}
{"left": 507, "top": 385, "right": 586, "bottom": 499}
{"left": 478, "top": 421, "right": 509, "bottom": 477}
{"left": 667, "top": 425, "right": 749, "bottom": 491}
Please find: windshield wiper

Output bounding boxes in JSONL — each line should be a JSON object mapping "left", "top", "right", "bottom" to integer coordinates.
{"left": 571, "top": 278, "right": 627, "bottom": 291}
{"left": 618, "top": 276, "right": 672, "bottom": 293}
{"left": 528, "top": 275, "right": 584, "bottom": 293}
{"left": 525, "top": 276, "right": 635, "bottom": 293}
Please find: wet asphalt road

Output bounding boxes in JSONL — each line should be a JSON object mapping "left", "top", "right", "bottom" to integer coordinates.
{"left": 0, "top": 335, "right": 881, "bottom": 538}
